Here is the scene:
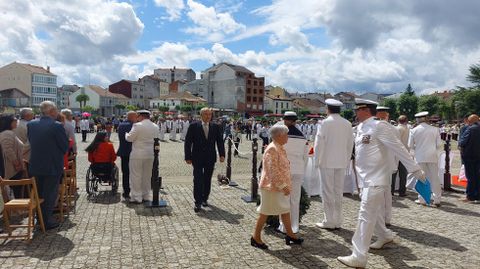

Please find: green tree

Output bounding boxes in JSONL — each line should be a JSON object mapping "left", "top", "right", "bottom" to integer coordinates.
{"left": 158, "top": 106, "right": 169, "bottom": 112}
{"left": 76, "top": 94, "right": 90, "bottom": 111}
{"left": 405, "top": 84, "right": 415, "bottom": 96}
{"left": 125, "top": 104, "right": 138, "bottom": 111}
{"left": 381, "top": 98, "right": 399, "bottom": 120}
{"left": 115, "top": 104, "right": 125, "bottom": 110}
{"left": 397, "top": 91, "right": 418, "bottom": 120}
{"left": 299, "top": 109, "right": 310, "bottom": 116}
{"left": 438, "top": 99, "right": 455, "bottom": 121}
{"left": 467, "top": 63, "right": 480, "bottom": 86}
{"left": 341, "top": 109, "right": 355, "bottom": 122}
{"left": 180, "top": 105, "right": 193, "bottom": 112}
{"left": 82, "top": 105, "right": 95, "bottom": 113}
{"left": 452, "top": 87, "right": 480, "bottom": 117}
{"left": 418, "top": 95, "right": 441, "bottom": 115}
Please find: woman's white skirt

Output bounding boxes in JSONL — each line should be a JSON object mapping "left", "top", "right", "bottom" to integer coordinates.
{"left": 257, "top": 189, "right": 290, "bottom": 215}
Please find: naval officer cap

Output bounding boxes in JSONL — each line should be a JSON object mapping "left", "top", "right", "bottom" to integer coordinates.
{"left": 376, "top": 106, "right": 390, "bottom": 111}
{"left": 354, "top": 98, "right": 378, "bottom": 109}
{"left": 325, "top": 98, "right": 343, "bottom": 107}
{"left": 136, "top": 109, "right": 151, "bottom": 115}
{"left": 283, "top": 111, "right": 298, "bottom": 120}
{"left": 414, "top": 111, "right": 429, "bottom": 118}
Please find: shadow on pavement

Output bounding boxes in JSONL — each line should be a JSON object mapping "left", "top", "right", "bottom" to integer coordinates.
{"left": 24, "top": 233, "right": 74, "bottom": 261}
{"left": 87, "top": 191, "right": 121, "bottom": 204}
{"left": 197, "top": 204, "right": 243, "bottom": 225}
{"left": 390, "top": 225, "right": 468, "bottom": 251}
{"left": 436, "top": 205, "right": 480, "bottom": 217}
{"left": 372, "top": 243, "right": 427, "bottom": 269}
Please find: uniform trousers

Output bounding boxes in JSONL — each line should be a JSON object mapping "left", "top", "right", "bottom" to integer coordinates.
{"left": 278, "top": 174, "right": 303, "bottom": 233}
{"left": 319, "top": 168, "right": 346, "bottom": 227}
{"left": 352, "top": 185, "right": 393, "bottom": 263}
{"left": 159, "top": 131, "right": 165, "bottom": 141}
{"left": 180, "top": 131, "right": 187, "bottom": 141}
{"left": 418, "top": 163, "right": 442, "bottom": 204}
{"left": 385, "top": 174, "right": 393, "bottom": 224}
{"left": 129, "top": 158, "right": 153, "bottom": 203}
{"left": 170, "top": 129, "right": 177, "bottom": 140}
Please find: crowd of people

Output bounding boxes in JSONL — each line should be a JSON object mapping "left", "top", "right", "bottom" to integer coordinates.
{"left": 0, "top": 98, "right": 478, "bottom": 269}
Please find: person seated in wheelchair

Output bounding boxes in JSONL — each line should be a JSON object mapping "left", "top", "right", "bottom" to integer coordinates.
{"left": 86, "top": 132, "right": 117, "bottom": 181}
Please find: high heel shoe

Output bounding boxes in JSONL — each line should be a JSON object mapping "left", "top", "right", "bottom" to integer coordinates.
{"left": 285, "top": 235, "right": 304, "bottom": 245}
{"left": 250, "top": 237, "right": 269, "bottom": 249}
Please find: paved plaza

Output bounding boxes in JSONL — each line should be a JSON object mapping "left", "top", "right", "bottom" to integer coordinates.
{"left": 0, "top": 133, "right": 479, "bottom": 268}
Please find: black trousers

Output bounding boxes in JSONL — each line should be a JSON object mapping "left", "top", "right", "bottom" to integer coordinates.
{"left": 120, "top": 156, "right": 130, "bottom": 197}
{"left": 192, "top": 162, "right": 215, "bottom": 205}
{"left": 81, "top": 130, "right": 88, "bottom": 142}
{"left": 392, "top": 162, "right": 408, "bottom": 195}
{"left": 464, "top": 160, "right": 480, "bottom": 200}
{"left": 35, "top": 174, "right": 61, "bottom": 226}
{"left": 10, "top": 171, "right": 25, "bottom": 198}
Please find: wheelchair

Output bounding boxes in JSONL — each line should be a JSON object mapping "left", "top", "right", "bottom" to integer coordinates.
{"left": 86, "top": 162, "right": 119, "bottom": 195}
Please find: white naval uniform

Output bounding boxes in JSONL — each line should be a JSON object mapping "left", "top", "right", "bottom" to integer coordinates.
{"left": 409, "top": 122, "right": 443, "bottom": 204}
{"left": 314, "top": 114, "right": 353, "bottom": 228}
{"left": 170, "top": 120, "right": 178, "bottom": 140}
{"left": 351, "top": 117, "right": 421, "bottom": 264}
{"left": 126, "top": 119, "right": 160, "bottom": 203}
{"left": 180, "top": 120, "right": 189, "bottom": 141}
{"left": 278, "top": 126, "right": 308, "bottom": 234}
{"left": 382, "top": 122, "right": 400, "bottom": 225}
{"left": 159, "top": 121, "right": 167, "bottom": 141}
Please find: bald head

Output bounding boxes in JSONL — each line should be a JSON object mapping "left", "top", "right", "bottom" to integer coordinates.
{"left": 468, "top": 114, "right": 479, "bottom": 125}
{"left": 126, "top": 111, "right": 138, "bottom": 123}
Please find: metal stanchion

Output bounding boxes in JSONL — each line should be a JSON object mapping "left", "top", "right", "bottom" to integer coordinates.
{"left": 145, "top": 138, "right": 168, "bottom": 207}
{"left": 242, "top": 137, "right": 259, "bottom": 203}
{"left": 226, "top": 138, "right": 238, "bottom": 187}
{"left": 443, "top": 133, "right": 463, "bottom": 193}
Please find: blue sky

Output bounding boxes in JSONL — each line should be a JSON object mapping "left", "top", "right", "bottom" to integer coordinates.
{"left": 0, "top": 0, "right": 479, "bottom": 93}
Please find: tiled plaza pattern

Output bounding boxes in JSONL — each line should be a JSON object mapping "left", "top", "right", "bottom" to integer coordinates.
{"left": 0, "top": 133, "right": 478, "bottom": 268}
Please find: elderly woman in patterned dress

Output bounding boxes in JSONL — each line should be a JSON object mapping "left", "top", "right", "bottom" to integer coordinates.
{"left": 250, "top": 123, "right": 304, "bottom": 249}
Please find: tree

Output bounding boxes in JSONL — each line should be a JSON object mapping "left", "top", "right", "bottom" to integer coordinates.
{"left": 467, "top": 63, "right": 480, "bottom": 86}
{"left": 397, "top": 92, "right": 418, "bottom": 120}
{"left": 179, "top": 105, "right": 193, "bottom": 112}
{"left": 76, "top": 94, "right": 90, "bottom": 111}
{"left": 437, "top": 99, "right": 455, "bottom": 121}
{"left": 299, "top": 109, "right": 310, "bottom": 116}
{"left": 115, "top": 104, "right": 126, "bottom": 110}
{"left": 418, "top": 95, "right": 441, "bottom": 115}
{"left": 158, "top": 106, "right": 169, "bottom": 112}
{"left": 381, "top": 98, "right": 399, "bottom": 120}
{"left": 82, "top": 105, "right": 95, "bottom": 113}
{"left": 341, "top": 109, "right": 355, "bottom": 122}
{"left": 405, "top": 84, "right": 415, "bottom": 96}
{"left": 452, "top": 87, "right": 480, "bottom": 118}
{"left": 125, "top": 104, "right": 138, "bottom": 111}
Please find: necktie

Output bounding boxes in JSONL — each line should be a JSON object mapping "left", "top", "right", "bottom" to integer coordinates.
{"left": 203, "top": 123, "right": 209, "bottom": 138}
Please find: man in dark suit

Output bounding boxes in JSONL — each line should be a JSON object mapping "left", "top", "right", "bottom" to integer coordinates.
{"left": 117, "top": 111, "right": 137, "bottom": 199}
{"left": 459, "top": 114, "right": 480, "bottom": 203}
{"left": 185, "top": 107, "right": 225, "bottom": 212}
{"left": 27, "top": 101, "right": 68, "bottom": 229}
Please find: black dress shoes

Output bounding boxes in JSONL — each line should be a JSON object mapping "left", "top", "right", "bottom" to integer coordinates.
{"left": 285, "top": 235, "right": 304, "bottom": 245}
{"left": 250, "top": 237, "right": 268, "bottom": 249}
{"left": 194, "top": 204, "right": 201, "bottom": 212}
{"left": 46, "top": 222, "right": 60, "bottom": 230}
{"left": 201, "top": 201, "right": 209, "bottom": 207}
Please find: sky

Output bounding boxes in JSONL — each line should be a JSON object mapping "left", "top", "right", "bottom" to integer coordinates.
{"left": 1, "top": 0, "right": 479, "bottom": 94}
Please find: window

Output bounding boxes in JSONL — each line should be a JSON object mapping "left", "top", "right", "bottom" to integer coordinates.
{"left": 259, "top": 89, "right": 263, "bottom": 94}
{"left": 247, "top": 80, "right": 251, "bottom": 85}
{"left": 253, "top": 89, "right": 257, "bottom": 94}
{"left": 259, "top": 97, "right": 263, "bottom": 103}
{"left": 253, "top": 97, "right": 257, "bottom": 102}
{"left": 260, "top": 81, "right": 264, "bottom": 86}
{"left": 276, "top": 102, "right": 278, "bottom": 108}
{"left": 247, "top": 88, "right": 251, "bottom": 94}
{"left": 253, "top": 81, "right": 258, "bottom": 86}
{"left": 281, "top": 103, "right": 284, "bottom": 109}
{"left": 286, "top": 103, "right": 289, "bottom": 108}
{"left": 247, "top": 96, "right": 251, "bottom": 102}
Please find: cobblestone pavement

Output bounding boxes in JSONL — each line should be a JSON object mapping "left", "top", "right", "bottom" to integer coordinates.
{"left": 1, "top": 133, "right": 478, "bottom": 268}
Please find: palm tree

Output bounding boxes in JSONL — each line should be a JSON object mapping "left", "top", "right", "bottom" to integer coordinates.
{"left": 76, "top": 94, "right": 90, "bottom": 111}
{"left": 467, "top": 63, "right": 480, "bottom": 86}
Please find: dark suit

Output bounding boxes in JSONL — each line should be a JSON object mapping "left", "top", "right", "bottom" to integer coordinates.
{"left": 117, "top": 121, "right": 133, "bottom": 197}
{"left": 459, "top": 122, "right": 480, "bottom": 200}
{"left": 27, "top": 116, "right": 69, "bottom": 226}
{"left": 184, "top": 121, "right": 225, "bottom": 205}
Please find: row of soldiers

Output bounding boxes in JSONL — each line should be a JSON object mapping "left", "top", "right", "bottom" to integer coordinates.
{"left": 273, "top": 97, "right": 443, "bottom": 268}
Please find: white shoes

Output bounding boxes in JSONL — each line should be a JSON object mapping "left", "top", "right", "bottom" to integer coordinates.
{"left": 315, "top": 222, "right": 338, "bottom": 230}
{"left": 370, "top": 237, "right": 394, "bottom": 250}
{"left": 337, "top": 255, "right": 366, "bottom": 268}
{"left": 415, "top": 199, "right": 426, "bottom": 205}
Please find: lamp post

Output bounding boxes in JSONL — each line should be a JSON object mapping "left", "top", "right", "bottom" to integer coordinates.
{"left": 226, "top": 138, "right": 238, "bottom": 187}
{"left": 145, "top": 138, "right": 168, "bottom": 207}
{"left": 242, "top": 136, "right": 259, "bottom": 203}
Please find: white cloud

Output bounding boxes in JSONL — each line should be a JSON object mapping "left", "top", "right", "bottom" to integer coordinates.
{"left": 153, "top": 0, "right": 185, "bottom": 21}
{"left": 185, "top": 0, "right": 245, "bottom": 42}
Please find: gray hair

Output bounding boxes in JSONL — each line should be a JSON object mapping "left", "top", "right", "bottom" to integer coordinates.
{"left": 269, "top": 122, "right": 289, "bottom": 138}
{"left": 200, "top": 107, "right": 211, "bottom": 115}
{"left": 19, "top": 107, "right": 33, "bottom": 119}
{"left": 61, "top": 108, "right": 72, "bottom": 117}
{"left": 39, "top": 101, "right": 57, "bottom": 116}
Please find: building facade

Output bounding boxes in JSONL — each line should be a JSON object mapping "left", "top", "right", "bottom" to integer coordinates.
{"left": 264, "top": 95, "right": 293, "bottom": 114}
{"left": 154, "top": 66, "right": 196, "bottom": 83}
{"left": 0, "top": 62, "right": 58, "bottom": 106}
{"left": 69, "top": 85, "right": 128, "bottom": 116}
{"left": 149, "top": 91, "right": 206, "bottom": 111}
{"left": 108, "top": 79, "right": 145, "bottom": 108}
{"left": 183, "top": 63, "right": 265, "bottom": 114}
{"left": 57, "top": 84, "right": 80, "bottom": 108}
{"left": 292, "top": 98, "right": 326, "bottom": 114}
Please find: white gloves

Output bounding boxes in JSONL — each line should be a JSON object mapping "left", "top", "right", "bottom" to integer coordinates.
{"left": 411, "top": 170, "right": 426, "bottom": 183}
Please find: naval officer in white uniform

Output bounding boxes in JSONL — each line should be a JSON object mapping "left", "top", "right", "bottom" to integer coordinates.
{"left": 314, "top": 99, "right": 354, "bottom": 229}
{"left": 337, "top": 99, "right": 426, "bottom": 269}
{"left": 126, "top": 110, "right": 160, "bottom": 203}
{"left": 409, "top": 111, "right": 443, "bottom": 207}
{"left": 278, "top": 111, "right": 308, "bottom": 234}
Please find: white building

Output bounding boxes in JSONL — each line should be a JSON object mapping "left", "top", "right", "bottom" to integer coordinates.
{"left": 69, "top": 85, "right": 129, "bottom": 116}
{"left": 0, "top": 62, "right": 58, "bottom": 106}
{"left": 154, "top": 66, "right": 196, "bottom": 83}
{"left": 150, "top": 91, "right": 206, "bottom": 111}
{"left": 264, "top": 95, "right": 293, "bottom": 114}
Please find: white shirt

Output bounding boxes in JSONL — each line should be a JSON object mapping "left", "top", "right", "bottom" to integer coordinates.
{"left": 396, "top": 123, "right": 410, "bottom": 149}
{"left": 408, "top": 122, "right": 443, "bottom": 163}
{"left": 126, "top": 119, "right": 160, "bottom": 159}
{"left": 79, "top": 119, "right": 90, "bottom": 131}
{"left": 355, "top": 117, "right": 420, "bottom": 186}
{"left": 314, "top": 114, "right": 353, "bottom": 169}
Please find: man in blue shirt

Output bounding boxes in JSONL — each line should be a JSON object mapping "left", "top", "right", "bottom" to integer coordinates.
{"left": 28, "top": 101, "right": 68, "bottom": 230}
